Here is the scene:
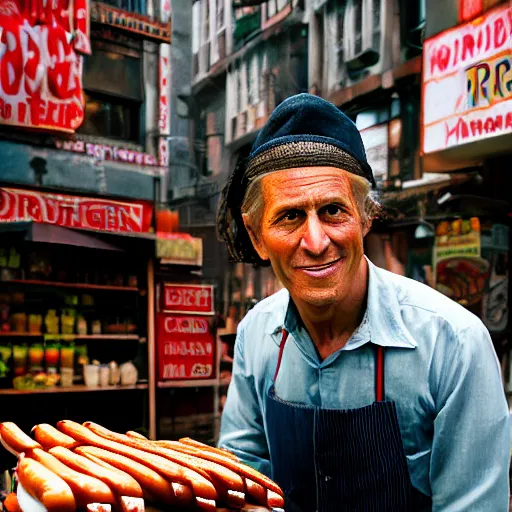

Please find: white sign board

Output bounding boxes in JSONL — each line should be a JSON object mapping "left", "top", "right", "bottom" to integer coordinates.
{"left": 422, "top": 3, "right": 512, "bottom": 154}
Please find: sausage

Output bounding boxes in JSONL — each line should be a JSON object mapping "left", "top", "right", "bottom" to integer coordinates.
{"left": 84, "top": 422, "right": 244, "bottom": 495}
{"left": 0, "top": 422, "right": 41, "bottom": 456}
{"left": 49, "top": 446, "right": 143, "bottom": 498}
{"left": 32, "top": 424, "right": 79, "bottom": 451}
{"left": 16, "top": 456, "right": 76, "bottom": 512}
{"left": 195, "top": 497, "right": 216, "bottom": 512}
{"left": 178, "top": 438, "right": 239, "bottom": 461}
{"left": 267, "top": 489, "right": 285, "bottom": 508}
{"left": 154, "top": 440, "right": 284, "bottom": 498}
{"left": 245, "top": 478, "right": 267, "bottom": 506}
{"left": 125, "top": 431, "right": 148, "bottom": 441}
{"left": 29, "top": 448, "right": 116, "bottom": 508}
{"left": 57, "top": 421, "right": 217, "bottom": 501}
{"left": 75, "top": 446, "right": 194, "bottom": 507}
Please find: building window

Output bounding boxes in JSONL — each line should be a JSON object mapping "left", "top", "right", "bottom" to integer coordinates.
{"left": 99, "top": 0, "right": 147, "bottom": 15}
{"left": 80, "top": 92, "right": 141, "bottom": 142}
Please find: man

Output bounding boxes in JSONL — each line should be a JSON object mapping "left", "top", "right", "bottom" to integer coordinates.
{"left": 216, "top": 93, "right": 510, "bottom": 511}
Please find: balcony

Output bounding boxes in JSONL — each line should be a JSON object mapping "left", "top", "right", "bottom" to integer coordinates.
{"left": 98, "top": 0, "right": 147, "bottom": 15}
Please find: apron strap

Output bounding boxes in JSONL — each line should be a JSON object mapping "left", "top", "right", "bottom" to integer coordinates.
{"left": 375, "top": 344, "right": 385, "bottom": 402}
{"left": 273, "top": 329, "right": 289, "bottom": 382}
{"left": 274, "top": 330, "right": 386, "bottom": 402}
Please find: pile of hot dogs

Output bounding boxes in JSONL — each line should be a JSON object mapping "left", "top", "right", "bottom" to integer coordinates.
{"left": 0, "top": 421, "right": 284, "bottom": 512}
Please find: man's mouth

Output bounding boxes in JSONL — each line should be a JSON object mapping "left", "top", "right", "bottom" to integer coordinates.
{"left": 298, "top": 258, "right": 342, "bottom": 271}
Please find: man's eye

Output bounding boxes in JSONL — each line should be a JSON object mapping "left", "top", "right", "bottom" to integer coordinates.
{"left": 323, "top": 205, "right": 342, "bottom": 217}
{"left": 282, "top": 210, "right": 301, "bottom": 222}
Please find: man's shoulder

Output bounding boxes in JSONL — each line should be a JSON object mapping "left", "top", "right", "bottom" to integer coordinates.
{"left": 238, "top": 288, "right": 289, "bottom": 333}
{"left": 375, "top": 265, "right": 486, "bottom": 334}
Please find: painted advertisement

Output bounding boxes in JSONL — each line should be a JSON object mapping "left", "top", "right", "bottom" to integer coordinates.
{"left": 162, "top": 284, "right": 214, "bottom": 315}
{"left": 157, "top": 314, "right": 215, "bottom": 380}
{"left": 0, "top": 0, "right": 91, "bottom": 133}
{"left": 422, "top": 3, "right": 512, "bottom": 153}
{"left": 0, "top": 188, "right": 153, "bottom": 234}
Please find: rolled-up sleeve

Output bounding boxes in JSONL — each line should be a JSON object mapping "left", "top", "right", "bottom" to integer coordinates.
{"left": 430, "top": 321, "right": 510, "bottom": 511}
{"left": 218, "top": 323, "right": 271, "bottom": 476}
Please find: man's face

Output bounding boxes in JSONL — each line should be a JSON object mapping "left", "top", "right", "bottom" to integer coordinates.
{"left": 244, "top": 167, "right": 368, "bottom": 308}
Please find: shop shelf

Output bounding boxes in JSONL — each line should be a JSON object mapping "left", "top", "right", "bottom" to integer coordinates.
{"left": 0, "top": 333, "right": 140, "bottom": 340}
{"left": 0, "top": 279, "right": 139, "bottom": 292}
{"left": 157, "top": 379, "right": 218, "bottom": 389}
{"left": 0, "top": 384, "right": 148, "bottom": 395}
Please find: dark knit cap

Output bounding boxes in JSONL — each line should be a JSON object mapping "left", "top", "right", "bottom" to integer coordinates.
{"left": 217, "top": 93, "right": 375, "bottom": 266}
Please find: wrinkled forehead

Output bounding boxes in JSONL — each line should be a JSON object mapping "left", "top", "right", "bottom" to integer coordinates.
{"left": 259, "top": 166, "right": 356, "bottom": 206}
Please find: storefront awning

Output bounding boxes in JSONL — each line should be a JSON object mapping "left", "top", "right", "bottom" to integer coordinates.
{"left": 0, "top": 222, "right": 156, "bottom": 252}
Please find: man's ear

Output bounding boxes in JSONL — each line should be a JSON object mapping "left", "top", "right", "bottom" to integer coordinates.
{"left": 362, "top": 218, "right": 372, "bottom": 238}
{"left": 242, "top": 213, "right": 269, "bottom": 261}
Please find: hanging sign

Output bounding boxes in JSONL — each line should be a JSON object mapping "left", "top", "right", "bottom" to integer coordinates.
{"left": 433, "top": 218, "right": 489, "bottom": 306}
{"left": 422, "top": 3, "right": 512, "bottom": 154}
{"left": 0, "top": 188, "right": 153, "bottom": 234}
{"left": 156, "top": 314, "right": 215, "bottom": 380}
{"left": 156, "top": 233, "right": 203, "bottom": 267}
{"left": 162, "top": 284, "right": 214, "bottom": 315}
{"left": 0, "top": 0, "right": 91, "bottom": 133}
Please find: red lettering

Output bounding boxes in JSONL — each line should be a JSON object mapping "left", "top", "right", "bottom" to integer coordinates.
{"left": 476, "top": 29, "right": 483, "bottom": 50}
{"left": 462, "top": 34, "right": 475, "bottom": 61}
{"left": 484, "top": 117, "right": 495, "bottom": 133}
{"left": 47, "top": 26, "right": 76, "bottom": 100}
{"left": 445, "top": 118, "right": 469, "bottom": 145}
{"left": 0, "top": 25, "right": 23, "bottom": 95}
{"left": 453, "top": 39, "right": 459, "bottom": 67}
{"left": 24, "top": 27, "right": 42, "bottom": 95}
{"left": 431, "top": 45, "right": 451, "bottom": 74}
{"left": 485, "top": 23, "right": 491, "bottom": 52}
{"left": 470, "top": 119, "right": 483, "bottom": 136}
{"left": 495, "top": 115, "right": 503, "bottom": 130}
{"left": 506, "top": 112, "right": 512, "bottom": 129}
{"left": 494, "top": 17, "right": 507, "bottom": 49}
{"left": 28, "top": 96, "right": 43, "bottom": 125}
{"left": 17, "top": 101, "right": 26, "bottom": 123}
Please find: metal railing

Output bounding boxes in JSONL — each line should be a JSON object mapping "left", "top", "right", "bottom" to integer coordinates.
{"left": 98, "top": 0, "right": 147, "bottom": 15}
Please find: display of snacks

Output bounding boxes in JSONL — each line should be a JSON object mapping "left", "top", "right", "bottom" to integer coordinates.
{"left": 45, "top": 344, "right": 60, "bottom": 372}
{"left": 0, "top": 421, "right": 284, "bottom": 512}
{"left": 60, "top": 344, "right": 75, "bottom": 369}
{"left": 28, "top": 344, "right": 44, "bottom": 373}
{"left": 12, "top": 345, "right": 28, "bottom": 377}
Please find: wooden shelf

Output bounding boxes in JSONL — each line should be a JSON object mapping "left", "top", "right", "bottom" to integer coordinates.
{"left": 0, "top": 384, "right": 148, "bottom": 395}
{"left": 0, "top": 279, "right": 139, "bottom": 292}
{"left": 0, "top": 333, "right": 139, "bottom": 340}
{"left": 157, "top": 379, "right": 218, "bottom": 389}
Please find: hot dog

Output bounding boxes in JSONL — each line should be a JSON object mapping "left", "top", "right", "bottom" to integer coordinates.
{"left": 154, "top": 440, "right": 284, "bottom": 498}
{"left": 125, "top": 432, "right": 147, "bottom": 441}
{"left": 32, "top": 424, "right": 79, "bottom": 451}
{"left": 178, "top": 438, "right": 239, "bottom": 461}
{"left": 245, "top": 478, "right": 267, "bottom": 506}
{"left": 49, "top": 446, "right": 143, "bottom": 499}
{"left": 75, "top": 446, "right": 194, "bottom": 507}
{"left": 16, "top": 456, "right": 76, "bottom": 512}
{"left": 57, "top": 421, "right": 217, "bottom": 501}
{"left": 29, "top": 448, "right": 116, "bottom": 508}
{"left": 267, "top": 489, "right": 285, "bottom": 509}
{"left": 83, "top": 422, "right": 245, "bottom": 495}
{"left": 0, "top": 422, "right": 41, "bottom": 456}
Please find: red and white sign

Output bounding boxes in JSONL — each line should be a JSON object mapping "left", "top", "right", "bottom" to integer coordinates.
{"left": 162, "top": 284, "right": 214, "bottom": 315}
{"left": 157, "top": 314, "right": 215, "bottom": 380}
{"left": 0, "top": 188, "right": 153, "bottom": 234}
{"left": 158, "top": 43, "right": 171, "bottom": 135}
{"left": 0, "top": 0, "right": 91, "bottom": 133}
{"left": 459, "top": 0, "right": 483, "bottom": 22}
{"left": 422, "top": 3, "right": 512, "bottom": 154}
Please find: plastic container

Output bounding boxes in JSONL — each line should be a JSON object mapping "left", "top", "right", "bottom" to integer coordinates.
{"left": 84, "top": 365, "right": 100, "bottom": 388}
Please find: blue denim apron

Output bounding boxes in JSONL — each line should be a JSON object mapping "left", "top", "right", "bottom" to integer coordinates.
{"left": 265, "top": 330, "right": 431, "bottom": 512}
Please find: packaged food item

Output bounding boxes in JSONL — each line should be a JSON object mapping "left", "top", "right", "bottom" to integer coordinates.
{"left": 28, "top": 314, "right": 43, "bottom": 334}
{"left": 28, "top": 344, "right": 44, "bottom": 373}
{"left": 45, "top": 343, "right": 60, "bottom": 373}
{"left": 60, "top": 342, "right": 75, "bottom": 369}
{"left": 61, "top": 368, "right": 74, "bottom": 387}
{"left": 77, "top": 315, "right": 88, "bottom": 335}
{"left": 61, "top": 309, "right": 76, "bottom": 335}
{"left": 45, "top": 310, "right": 59, "bottom": 335}
{"left": 11, "top": 313, "right": 27, "bottom": 333}
{"left": 13, "top": 344, "right": 28, "bottom": 376}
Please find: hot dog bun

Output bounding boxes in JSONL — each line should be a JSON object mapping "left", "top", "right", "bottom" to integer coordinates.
{"left": 29, "top": 448, "right": 116, "bottom": 508}
{"left": 17, "top": 456, "right": 76, "bottom": 512}
{"left": 0, "top": 422, "right": 41, "bottom": 456}
{"left": 32, "top": 424, "right": 79, "bottom": 451}
{"left": 49, "top": 446, "right": 143, "bottom": 499}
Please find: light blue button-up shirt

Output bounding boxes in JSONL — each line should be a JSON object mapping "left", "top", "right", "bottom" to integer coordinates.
{"left": 219, "top": 258, "right": 511, "bottom": 511}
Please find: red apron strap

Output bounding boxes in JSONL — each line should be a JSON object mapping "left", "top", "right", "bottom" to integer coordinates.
{"left": 375, "top": 345, "right": 385, "bottom": 402}
{"left": 273, "top": 329, "right": 289, "bottom": 382}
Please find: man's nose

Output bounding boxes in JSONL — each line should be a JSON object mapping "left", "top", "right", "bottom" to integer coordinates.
{"left": 300, "top": 215, "right": 330, "bottom": 255}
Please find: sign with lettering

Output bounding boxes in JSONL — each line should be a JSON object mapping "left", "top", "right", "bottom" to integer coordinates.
{"left": 55, "top": 139, "right": 160, "bottom": 167}
{"left": 0, "top": 188, "right": 153, "bottom": 234}
{"left": 156, "top": 314, "right": 215, "bottom": 381}
{"left": 162, "top": 284, "right": 214, "bottom": 315}
{"left": 90, "top": 3, "right": 171, "bottom": 43}
{"left": 422, "top": 3, "right": 512, "bottom": 154}
{"left": 0, "top": 0, "right": 90, "bottom": 133}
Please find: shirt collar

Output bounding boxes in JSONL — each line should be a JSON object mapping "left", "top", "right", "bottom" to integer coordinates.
{"left": 264, "top": 257, "right": 417, "bottom": 350}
